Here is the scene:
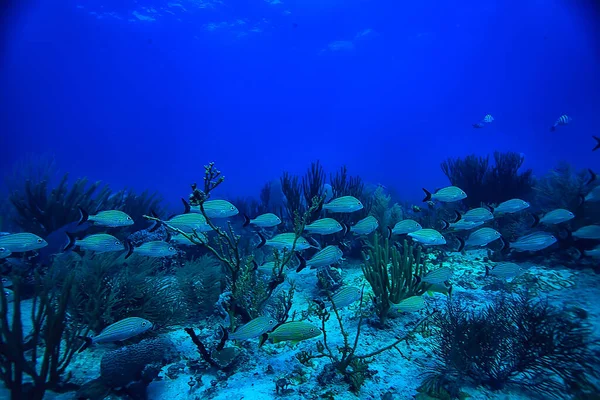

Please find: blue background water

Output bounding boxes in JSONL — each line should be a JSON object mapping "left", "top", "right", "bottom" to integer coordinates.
{"left": 1, "top": 0, "right": 599, "bottom": 208}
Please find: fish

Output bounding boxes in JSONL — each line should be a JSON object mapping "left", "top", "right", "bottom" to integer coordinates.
{"left": 78, "top": 208, "right": 133, "bottom": 227}
{"left": 0, "top": 233, "right": 48, "bottom": 252}
{"left": 296, "top": 245, "right": 343, "bottom": 272}
{"left": 125, "top": 241, "right": 177, "bottom": 259}
{"left": 265, "top": 321, "right": 321, "bottom": 344}
{"left": 257, "top": 233, "right": 311, "bottom": 251}
{"left": 0, "top": 247, "right": 12, "bottom": 259}
{"left": 78, "top": 317, "right": 153, "bottom": 352}
{"left": 408, "top": 229, "right": 446, "bottom": 245}
{"left": 421, "top": 266, "right": 453, "bottom": 285}
{"left": 531, "top": 209, "right": 575, "bottom": 227}
{"left": 183, "top": 199, "right": 239, "bottom": 218}
{"left": 485, "top": 262, "right": 524, "bottom": 280}
{"left": 482, "top": 114, "right": 494, "bottom": 123}
{"left": 255, "top": 261, "right": 277, "bottom": 275}
{"left": 461, "top": 208, "right": 494, "bottom": 223}
{"left": 322, "top": 196, "right": 363, "bottom": 213}
{"left": 572, "top": 225, "right": 600, "bottom": 240}
{"left": 328, "top": 286, "right": 361, "bottom": 308}
{"left": 490, "top": 199, "right": 530, "bottom": 214}
{"left": 426, "top": 283, "right": 453, "bottom": 297}
{"left": 584, "top": 245, "right": 600, "bottom": 258}
{"left": 584, "top": 186, "right": 600, "bottom": 202}
{"left": 389, "top": 220, "right": 422, "bottom": 237}
{"left": 304, "top": 218, "right": 345, "bottom": 235}
{"left": 349, "top": 216, "right": 379, "bottom": 235}
{"left": 227, "top": 316, "right": 278, "bottom": 341}
{"left": 390, "top": 296, "right": 425, "bottom": 314}
{"left": 550, "top": 114, "right": 571, "bottom": 131}
{"left": 162, "top": 213, "right": 211, "bottom": 234}
{"left": 593, "top": 136, "right": 600, "bottom": 152}
{"left": 422, "top": 186, "right": 467, "bottom": 203}
{"left": 1, "top": 277, "right": 13, "bottom": 288}
{"left": 473, "top": 122, "right": 485, "bottom": 128}
{"left": 3, "top": 288, "right": 14, "bottom": 303}
{"left": 510, "top": 232, "right": 557, "bottom": 251}
{"left": 170, "top": 232, "right": 208, "bottom": 246}
{"left": 442, "top": 219, "right": 484, "bottom": 231}
{"left": 586, "top": 169, "right": 597, "bottom": 186}
{"left": 457, "top": 228, "right": 502, "bottom": 251}
{"left": 243, "top": 213, "right": 282, "bottom": 228}
{"left": 64, "top": 233, "right": 125, "bottom": 253}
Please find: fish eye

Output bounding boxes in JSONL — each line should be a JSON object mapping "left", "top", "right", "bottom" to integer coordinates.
{"left": 169, "top": 247, "right": 175, "bottom": 251}
{"left": 142, "top": 321, "right": 147, "bottom": 327}
{"left": 269, "top": 319, "right": 274, "bottom": 324}
{"left": 127, "top": 217, "right": 132, "bottom": 220}
{"left": 115, "top": 241, "right": 121, "bottom": 245}
{"left": 0, "top": 247, "right": 5, "bottom": 252}
{"left": 230, "top": 206, "right": 235, "bottom": 210}
{"left": 37, "top": 239, "right": 43, "bottom": 243}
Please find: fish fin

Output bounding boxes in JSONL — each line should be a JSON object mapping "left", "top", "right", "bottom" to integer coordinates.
{"left": 452, "top": 210, "right": 461, "bottom": 223}
{"left": 587, "top": 169, "right": 597, "bottom": 185}
{"left": 252, "top": 260, "right": 258, "bottom": 271}
{"left": 440, "top": 220, "right": 449, "bottom": 230}
{"left": 498, "top": 236, "right": 508, "bottom": 252}
{"left": 593, "top": 137, "right": 600, "bottom": 152}
{"left": 243, "top": 214, "right": 251, "bottom": 227}
{"left": 258, "top": 333, "right": 268, "bottom": 347}
{"left": 387, "top": 226, "right": 392, "bottom": 239}
{"left": 181, "top": 198, "right": 191, "bottom": 214}
{"left": 573, "top": 248, "right": 583, "bottom": 260}
{"left": 341, "top": 223, "right": 349, "bottom": 236}
{"left": 124, "top": 240, "right": 134, "bottom": 259}
{"left": 64, "top": 232, "right": 77, "bottom": 252}
{"left": 77, "top": 336, "right": 93, "bottom": 353}
{"left": 531, "top": 213, "right": 540, "bottom": 228}
{"left": 218, "top": 325, "right": 228, "bottom": 348}
{"left": 148, "top": 209, "right": 161, "bottom": 232}
{"left": 578, "top": 194, "right": 585, "bottom": 207}
{"left": 165, "top": 230, "right": 172, "bottom": 242}
{"left": 422, "top": 188, "right": 432, "bottom": 202}
{"left": 550, "top": 125, "right": 556, "bottom": 132}
{"left": 426, "top": 291, "right": 434, "bottom": 297}
{"left": 485, "top": 265, "right": 490, "bottom": 278}
{"left": 456, "top": 237, "right": 465, "bottom": 252}
{"left": 78, "top": 207, "right": 89, "bottom": 226}
{"left": 256, "top": 232, "right": 267, "bottom": 249}
{"left": 447, "top": 285, "right": 453, "bottom": 298}
{"left": 488, "top": 204, "right": 495, "bottom": 214}
{"left": 296, "top": 254, "right": 307, "bottom": 273}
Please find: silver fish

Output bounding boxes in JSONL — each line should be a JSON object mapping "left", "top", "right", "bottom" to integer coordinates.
{"left": 486, "top": 262, "right": 524, "bottom": 280}
{"left": 78, "top": 208, "right": 133, "bottom": 227}
{"left": 258, "top": 233, "right": 311, "bottom": 251}
{"left": 322, "top": 196, "right": 364, "bottom": 213}
{"left": 447, "top": 220, "right": 484, "bottom": 231}
{"left": 572, "top": 225, "right": 600, "bottom": 240}
{"left": 459, "top": 228, "right": 501, "bottom": 250}
{"left": 167, "top": 214, "right": 211, "bottom": 233}
{"left": 64, "top": 233, "right": 124, "bottom": 253}
{"left": 255, "top": 261, "right": 277, "bottom": 275}
{"left": 408, "top": 229, "right": 446, "bottom": 245}
{"left": 584, "top": 186, "right": 600, "bottom": 202}
{"left": 189, "top": 200, "right": 239, "bottom": 218}
{"left": 127, "top": 241, "right": 177, "bottom": 259}
{"left": 80, "top": 317, "right": 153, "bottom": 351}
{"left": 390, "top": 296, "right": 425, "bottom": 314}
{"left": 550, "top": 114, "right": 571, "bottom": 131}
{"left": 535, "top": 209, "right": 574, "bottom": 225}
{"left": 243, "top": 213, "right": 281, "bottom": 228}
{"left": 0, "top": 233, "right": 48, "bottom": 252}
{"left": 421, "top": 266, "right": 453, "bottom": 285}
{"left": 170, "top": 232, "right": 208, "bottom": 246}
{"left": 305, "top": 218, "right": 344, "bottom": 235}
{"left": 350, "top": 216, "right": 379, "bottom": 235}
{"left": 510, "top": 232, "right": 557, "bottom": 251}
{"left": 267, "top": 321, "right": 321, "bottom": 344}
{"left": 229, "top": 316, "right": 278, "bottom": 341}
{"left": 422, "top": 186, "right": 467, "bottom": 203}
{"left": 329, "top": 286, "right": 361, "bottom": 308}
{"left": 462, "top": 208, "right": 494, "bottom": 222}
{"left": 492, "top": 199, "right": 530, "bottom": 214}
{"left": 297, "top": 245, "right": 343, "bottom": 272}
{"left": 584, "top": 245, "right": 600, "bottom": 258}
{"left": 390, "top": 220, "right": 422, "bottom": 236}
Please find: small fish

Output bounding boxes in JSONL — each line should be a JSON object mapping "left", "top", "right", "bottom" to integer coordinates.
{"left": 184, "top": 199, "right": 239, "bottom": 218}
{"left": 584, "top": 245, "right": 600, "bottom": 258}
{"left": 163, "top": 214, "right": 211, "bottom": 233}
{"left": 322, "top": 196, "right": 363, "bottom": 213}
{"left": 390, "top": 296, "right": 425, "bottom": 314}
{"left": 350, "top": 216, "right": 379, "bottom": 235}
{"left": 482, "top": 114, "right": 494, "bottom": 123}
{"left": 255, "top": 261, "right": 277, "bottom": 275}
{"left": 78, "top": 208, "right": 133, "bottom": 227}
{"left": 243, "top": 213, "right": 282, "bottom": 228}
{"left": 297, "top": 245, "right": 343, "bottom": 272}
{"left": 125, "top": 241, "right": 177, "bottom": 259}
{"left": 572, "top": 225, "right": 600, "bottom": 240}
{"left": 421, "top": 266, "right": 453, "bottom": 285}
{"left": 228, "top": 316, "right": 278, "bottom": 341}
{"left": 265, "top": 321, "right": 321, "bottom": 344}
{"left": 170, "top": 232, "right": 208, "bottom": 246}
{"left": 461, "top": 208, "right": 494, "bottom": 223}
{"left": 593, "top": 136, "right": 600, "bottom": 152}
{"left": 485, "top": 262, "right": 524, "bottom": 280}
{"left": 510, "top": 232, "right": 557, "bottom": 252}
{"left": 389, "top": 220, "right": 422, "bottom": 237}
{"left": 550, "top": 114, "right": 571, "bottom": 131}
{"left": 408, "top": 229, "right": 446, "bottom": 245}
{"left": 0, "top": 233, "right": 48, "bottom": 252}
{"left": 442, "top": 220, "right": 484, "bottom": 231}
{"left": 3, "top": 288, "right": 14, "bottom": 303}
{"left": 304, "top": 218, "right": 345, "bottom": 235}
{"left": 584, "top": 186, "right": 600, "bottom": 202}
{"left": 412, "top": 205, "right": 421, "bottom": 213}
{"left": 0, "top": 247, "right": 12, "bottom": 259}
{"left": 457, "top": 228, "right": 502, "bottom": 251}
{"left": 422, "top": 186, "right": 467, "bottom": 203}
{"left": 532, "top": 209, "right": 575, "bottom": 227}
{"left": 1, "top": 277, "right": 13, "bottom": 288}
{"left": 257, "top": 233, "right": 311, "bottom": 251}
{"left": 426, "top": 283, "right": 452, "bottom": 297}
{"left": 64, "top": 233, "right": 125, "bottom": 253}
{"left": 329, "top": 286, "right": 361, "bottom": 308}
{"left": 473, "top": 122, "right": 485, "bottom": 128}
{"left": 490, "top": 199, "right": 530, "bottom": 214}
{"left": 78, "top": 317, "right": 153, "bottom": 352}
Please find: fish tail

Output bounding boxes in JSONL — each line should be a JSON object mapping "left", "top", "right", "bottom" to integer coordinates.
{"left": 484, "top": 265, "right": 490, "bottom": 277}
{"left": 499, "top": 236, "right": 508, "bottom": 252}
{"left": 341, "top": 223, "right": 349, "bottom": 236}
{"left": 64, "top": 232, "right": 77, "bottom": 252}
{"left": 296, "top": 254, "right": 307, "bottom": 273}
{"left": 252, "top": 260, "right": 258, "bottom": 271}
{"left": 181, "top": 198, "right": 191, "bottom": 214}
{"left": 77, "top": 207, "right": 89, "bottom": 226}
{"left": 124, "top": 239, "right": 134, "bottom": 259}
{"left": 256, "top": 232, "right": 267, "bottom": 249}
{"left": 387, "top": 226, "right": 392, "bottom": 239}
{"left": 487, "top": 204, "right": 495, "bottom": 214}
{"left": 77, "top": 336, "right": 93, "bottom": 353}
{"left": 219, "top": 325, "right": 229, "bottom": 342}
{"left": 452, "top": 210, "right": 461, "bottom": 223}
{"left": 258, "top": 333, "right": 268, "bottom": 348}
{"left": 440, "top": 220, "right": 449, "bottom": 230}
{"left": 148, "top": 209, "right": 161, "bottom": 232}
{"left": 243, "top": 215, "right": 251, "bottom": 228}
{"left": 593, "top": 137, "right": 600, "bottom": 152}
{"left": 531, "top": 213, "right": 540, "bottom": 228}
{"left": 578, "top": 194, "right": 585, "bottom": 207}
{"left": 587, "top": 169, "right": 597, "bottom": 186}
{"left": 456, "top": 237, "right": 465, "bottom": 252}
{"left": 422, "top": 188, "right": 432, "bottom": 202}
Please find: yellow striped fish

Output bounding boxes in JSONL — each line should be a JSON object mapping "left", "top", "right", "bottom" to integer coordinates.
{"left": 266, "top": 321, "right": 321, "bottom": 344}
{"left": 461, "top": 207, "right": 493, "bottom": 223}
{"left": 165, "top": 214, "right": 211, "bottom": 234}
{"left": 296, "top": 245, "right": 343, "bottom": 272}
{"left": 257, "top": 233, "right": 311, "bottom": 251}
{"left": 510, "top": 232, "right": 557, "bottom": 251}
{"left": 78, "top": 208, "right": 133, "bottom": 227}
{"left": 422, "top": 186, "right": 467, "bottom": 203}
{"left": 322, "top": 196, "right": 363, "bottom": 213}
{"left": 408, "top": 229, "right": 446, "bottom": 245}
{"left": 228, "top": 316, "right": 278, "bottom": 341}
{"left": 79, "top": 317, "right": 153, "bottom": 352}
{"left": 572, "top": 225, "right": 600, "bottom": 240}
{"left": 170, "top": 232, "right": 208, "bottom": 246}
{"left": 243, "top": 213, "right": 281, "bottom": 228}
{"left": 485, "top": 262, "right": 524, "bottom": 280}
{"left": 389, "top": 220, "right": 422, "bottom": 237}
{"left": 304, "top": 218, "right": 345, "bottom": 235}
{"left": 390, "top": 296, "right": 425, "bottom": 314}
{"left": 457, "top": 228, "right": 502, "bottom": 251}
{"left": 350, "top": 216, "right": 379, "bottom": 235}
{"left": 532, "top": 209, "right": 574, "bottom": 227}
{"left": 420, "top": 266, "right": 453, "bottom": 285}
{"left": 0, "top": 233, "right": 48, "bottom": 252}
{"left": 64, "top": 233, "right": 124, "bottom": 253}
{"left": 255, "top": 261, "right": 277, "bottom": 275}
{"left": 184, "top": 199, "right": 238, "bottom": 218}
{"left": 329, "top": 286, "right": 361, "bottom": 308}
{"left": 491, "top": 199, "right": 529, "bottom": 214}
{"left": 126, "top": 241, "right": 177, "bottom": 259}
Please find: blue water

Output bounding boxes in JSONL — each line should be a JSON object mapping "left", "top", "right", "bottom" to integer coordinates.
{"left": 1, "top": 0, "right": 599, "bottom": 204}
